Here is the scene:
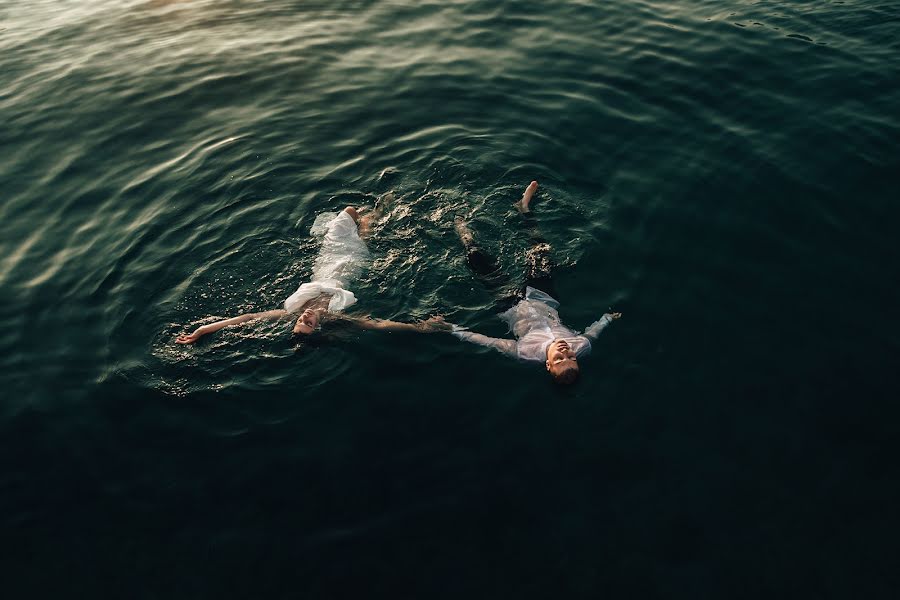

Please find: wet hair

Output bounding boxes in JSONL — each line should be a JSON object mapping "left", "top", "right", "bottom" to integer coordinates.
{"left": 552, "top": 364, "right": 580, "bottom": 385}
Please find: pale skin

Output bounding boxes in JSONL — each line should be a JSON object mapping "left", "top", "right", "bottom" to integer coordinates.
{"left": 174, "top": 307, "right": 445, "bottom": 344}
{"left": 175, "top": 197, "right": 445, "bottom": 344}
{"left": 515, "top": 180, "right": 539, "bottom": 213}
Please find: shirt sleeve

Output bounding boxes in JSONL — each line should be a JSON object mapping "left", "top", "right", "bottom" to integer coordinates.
{"left": 451, "top": 325, "right": 517, "bottom": 357}
{"left": 583, "top": 314, "right": 615, "bottom": 340}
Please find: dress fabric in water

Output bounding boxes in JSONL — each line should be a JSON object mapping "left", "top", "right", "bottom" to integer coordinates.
{"left": 283, "top": 210, "right": 371, "bottom": 313}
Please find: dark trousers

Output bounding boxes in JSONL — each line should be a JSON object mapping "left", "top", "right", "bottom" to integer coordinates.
{"left": 463, "top": 213, "right": 557, "bottom": 312}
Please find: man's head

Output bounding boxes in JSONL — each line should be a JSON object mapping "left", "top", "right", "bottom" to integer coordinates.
{"left": 545, "top": 339, "right": 580, "bottom": 384}
{"left": 294, "top": 308, "right": 320, "bottom": 335}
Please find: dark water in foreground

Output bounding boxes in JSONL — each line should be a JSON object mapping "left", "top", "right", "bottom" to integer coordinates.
{"left": 2, "top": 0, "right": 899, "bottom": 597}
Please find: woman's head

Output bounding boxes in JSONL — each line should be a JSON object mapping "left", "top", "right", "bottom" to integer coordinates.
{"left": 293, "top": 308, "right": 320, "bottom": 335}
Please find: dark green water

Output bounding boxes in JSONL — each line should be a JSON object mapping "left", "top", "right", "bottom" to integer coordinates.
{"left": 2, "top": 0, "right": 899, "bottom": 597}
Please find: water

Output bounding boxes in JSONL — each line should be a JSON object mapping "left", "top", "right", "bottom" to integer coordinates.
{"left": 2, "top": 0, "right": 899, "bottom": 597}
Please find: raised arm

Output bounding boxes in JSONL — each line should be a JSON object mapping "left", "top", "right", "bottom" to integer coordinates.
{"left": 175, "top": 309, "right": 289, "bottom": 344}
{"left": 451, "top": 327, "right": 517, "bottom": 357}
{"left": 583, "top": 312, "right": 622, "bottom": 340}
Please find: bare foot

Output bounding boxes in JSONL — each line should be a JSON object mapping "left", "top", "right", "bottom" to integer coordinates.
{"left": 358, "top": 191, "right": 395, "bottom": 237}
{"left": 515, "top": 180, "right": 539, "bottom": 213}
{"left": 454, "top": 216, "right": 475, "bottom": 249}
{"left": 374, "top": 191, "right": 395, "bottom": 216}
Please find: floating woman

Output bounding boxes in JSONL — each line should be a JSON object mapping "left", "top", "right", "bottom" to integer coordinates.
{"left": 175, "top": 192, "right": 445, "bottom": 345}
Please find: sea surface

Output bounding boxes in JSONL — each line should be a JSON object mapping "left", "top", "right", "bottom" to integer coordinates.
{"left": 2, "top": 0, "right": 899, "bottom": 597}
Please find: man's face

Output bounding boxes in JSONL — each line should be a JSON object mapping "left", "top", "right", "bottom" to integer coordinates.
{"left": 296, "top": 309, "right": 319, "bottom": 335}
{"left": 546, "top": 339, "right": 579, "bottom": 377}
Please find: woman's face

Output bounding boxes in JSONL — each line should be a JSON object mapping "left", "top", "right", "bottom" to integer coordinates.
{"left": 296, "top": 308, "right": 319, "bottom": 335}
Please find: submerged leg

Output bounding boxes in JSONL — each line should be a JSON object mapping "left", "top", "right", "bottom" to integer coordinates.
{"left": 355, "top": 191, "right": 394, "bottom": 238}
{"left": 515, "top": 181, "right": 558, "bottom": 298}
{"left": 454, "top": 216, "right": 507, "bottom": 292}
{"left": 455, "top": 217, "right": 501, "bottom": 277}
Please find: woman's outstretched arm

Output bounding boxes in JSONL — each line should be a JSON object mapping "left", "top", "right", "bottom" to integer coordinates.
{"left": 336, "top": 314, "right": 450, "bottom": 333}
{"left": 175, "top": 309, "right": 289, "bottom": 344}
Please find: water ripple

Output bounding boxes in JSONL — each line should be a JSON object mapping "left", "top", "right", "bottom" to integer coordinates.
{"left": 1, "top": 0, "right": 897, "bottom": 402}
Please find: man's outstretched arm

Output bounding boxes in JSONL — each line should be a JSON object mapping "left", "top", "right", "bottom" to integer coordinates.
{"left": 583, "top": 312, "right": 622, "bottom": 340}
{"left": 451, "top": 327, "right": 518, "bottom": 357}
{"left": 176, "top": 309, "right": 290, "bottom": 344}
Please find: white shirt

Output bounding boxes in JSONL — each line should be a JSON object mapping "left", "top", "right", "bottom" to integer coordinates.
{"left": 452, "top": 286, "right": 614, "bottom": 362}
